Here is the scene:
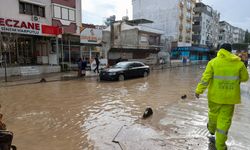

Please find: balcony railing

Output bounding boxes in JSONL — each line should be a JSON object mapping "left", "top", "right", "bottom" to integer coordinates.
{"left": 179, "top": 2, "right": 184, "bottom": 8}
{"left": 179, "top": 25, "right": 183, "bottom": 31}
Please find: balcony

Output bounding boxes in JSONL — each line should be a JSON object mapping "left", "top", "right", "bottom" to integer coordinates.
{"left": 186, "top": 17, "right": 192, "bottom": 22}
{"left": 187, "top": 6, "right": 192, "bottom": 12}
{"left": 185, "top": 36, "right": 191, "bottom": 42}
{"left": 186, "top": 28, "right": 192, "bottom": 33}
{"left": 179, "top": 24, "right": 183, "bottom": 31}
{"left": 179, "top": 35, "right": 183, "bottom": 42}
{"left": 179, "top": 2, "right": 184, "bottom": 8}
{"left": 179, "top": 14, "right": 183, "bottom": 20}
{"left": 192, "top": 34, "right": 201, "bottom": 40}
{"left": 193, "top": 16, "right": 202, "bottom": 22}
{"left": 193, "top": 7, "right": 202, "bottom": 13}
{"left": 192, "top": 25, "right": 201, "bottom": 32}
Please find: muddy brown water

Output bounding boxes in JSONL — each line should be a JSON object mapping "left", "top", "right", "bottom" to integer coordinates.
{"left": 0, "top": 66, "right": 249, "bottom": 150}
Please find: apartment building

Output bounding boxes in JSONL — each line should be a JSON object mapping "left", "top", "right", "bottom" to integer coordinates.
{"left": 192, "top": 2, "right": 220, "bottom": 48}
{"left": 218, "top": 21, "right": 234, "bottom": 45}
{"left": 233, "top": 27, "right": 245, "bottom": 44}
{"left": 132, "top": 0, "right": 196, "bottom": 47}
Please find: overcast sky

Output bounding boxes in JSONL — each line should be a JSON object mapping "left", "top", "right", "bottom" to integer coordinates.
{"left": 82, "top": 0, "right": 250, "bottom": 30}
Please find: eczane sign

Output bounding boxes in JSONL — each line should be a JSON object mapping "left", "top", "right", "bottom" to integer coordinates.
{"left": 0, "top": 17, "right": 42, "bottom": 35}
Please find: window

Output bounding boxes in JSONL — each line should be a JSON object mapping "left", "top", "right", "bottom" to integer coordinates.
{"left": 54, "top": 6, "right": 61, "bottom": 18}
{"left": 62, "top": 8, "right": 68, "bottom": 20}
{"left": 19, "top": 1, "right": 45, "bottom": 17}
{"left": 38, "top": 6, "right": 45, "bottom": 17}
{"left": 25, "top": 3, "right": 32, "bottom": 15}
{"left": 19, "top": 2, "right": 25, "bottom": 13}
{"left": 69, "top": 9, "right": 75, "bottom": 21}
{"left": 33, "top": 5, "right": 39, "bottom": 16}
{"left": 53, "top": 5, "right": 76, "bottom": 21}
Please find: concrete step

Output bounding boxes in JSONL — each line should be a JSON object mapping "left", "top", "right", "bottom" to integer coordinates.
{"left": 20, "top": 66, "right": 40, "bottom": 76}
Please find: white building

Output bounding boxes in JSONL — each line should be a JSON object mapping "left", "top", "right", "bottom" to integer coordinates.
{"left": 219, "top": 21, "right": 234, "bottom": 45}
{"left": 233, "top": 27, "right": 245, "bottom": 44}
{"left": 133, "top": 0, "right": 196, "bottom": 47}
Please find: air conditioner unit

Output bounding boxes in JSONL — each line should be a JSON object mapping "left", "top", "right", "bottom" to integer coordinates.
{"left": 32, "top": 15, "right": 40, "bottom": 22}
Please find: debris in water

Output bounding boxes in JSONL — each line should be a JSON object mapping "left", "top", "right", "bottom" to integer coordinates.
{"left": 181, "top": 95, "right": 187, "bottom": 99}
{"left": 40, "top": 78, "right": 47, "bottom": 83}
{"left": 142, "top": 107, "right": 153, "bottom": 119}
{"left": 0, "top": 113, "right": 6, "bottom": 130}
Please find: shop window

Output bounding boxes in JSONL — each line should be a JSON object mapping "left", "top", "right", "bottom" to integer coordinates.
{"left": 19, "top": 1, "right": 45, "bottom": 17}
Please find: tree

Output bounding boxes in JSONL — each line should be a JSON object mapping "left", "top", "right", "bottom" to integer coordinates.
{"left": 245, "top": 30, "right": 250, "bottom": 43}
{"left": 104, "top": 15, "right": 116, "bottom": 26}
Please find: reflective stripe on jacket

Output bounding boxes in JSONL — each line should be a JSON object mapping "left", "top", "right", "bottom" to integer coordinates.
{"left": 196, "top": 49, "right": 249, "bottom": 104}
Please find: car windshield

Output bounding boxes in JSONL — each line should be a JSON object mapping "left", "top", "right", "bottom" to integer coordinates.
{"left": 113, "top": 62, "right": 129, "bottom": 68}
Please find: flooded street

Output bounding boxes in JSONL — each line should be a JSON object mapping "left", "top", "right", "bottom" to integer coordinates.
{"left": 0, "top": 66, "right": 249, "bottom": 150}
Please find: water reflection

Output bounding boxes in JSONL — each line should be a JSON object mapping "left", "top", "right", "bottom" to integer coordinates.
{"left": 0, "top": 66, "right": 249, "bottom": 150}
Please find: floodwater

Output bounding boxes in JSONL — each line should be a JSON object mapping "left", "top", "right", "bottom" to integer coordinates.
{"left": 0, "top": 66, "right": 249, "bottom": 150}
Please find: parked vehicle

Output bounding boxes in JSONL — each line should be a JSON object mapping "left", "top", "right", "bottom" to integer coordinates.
{"left": 99, "top": 61, "right": 150, "bottom": 81}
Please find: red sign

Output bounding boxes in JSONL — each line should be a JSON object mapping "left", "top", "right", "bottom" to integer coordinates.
{"left": 0, "top": 17, "right": 62, "bottom": 36}
{"left": 41, "top": 25, "right": 62, "bottom": 35}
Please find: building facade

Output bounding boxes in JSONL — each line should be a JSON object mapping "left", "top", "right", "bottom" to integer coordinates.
{"left": 51, "top": 0, "right": 82, "bottom": 65}
{"left": 218, "top": 21, "right": 234, "bottom": 45}
{"left": 132, "top": 0, "right": 196, "bottom": 46}
{"left": 0, "top": 0, "right": 81, "bottom": 76}
{"left": 192, "top": 2, "right": 220, "bottom": 49}
{"left": 233, "top": 27, "right": 245, "bottom": 44}
{"left": 102, "top": 19, "right": 163, "bottom": 65}
{"left": 80, "top": 23, "right": 106, "bottom": 62}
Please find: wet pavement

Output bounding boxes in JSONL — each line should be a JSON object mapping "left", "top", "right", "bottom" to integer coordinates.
{"left": 0, "top": 66, "right": 249, "bottom": 150}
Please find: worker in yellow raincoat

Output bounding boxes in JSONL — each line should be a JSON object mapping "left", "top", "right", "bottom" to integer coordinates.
{"left": 195, "top": 43, "right": 249, "bottom": 150}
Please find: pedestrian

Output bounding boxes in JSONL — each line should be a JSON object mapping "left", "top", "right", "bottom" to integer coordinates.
{"left": 195, "top": 43, "right": 249, "bottom": 150}
{"left": 116, "top": 57, "right": 122, "bottom": 64}
{"left": 182, "top": 56, "right": 187, "bottom": 65}
{"left": 81, "top": 58, "right": 87, "bottom": 76}
{"left": 93, "top": 55, "right": 100, "bottom": 73}
{"left": 77, "top": 58, "right": 83, "bottom": 77}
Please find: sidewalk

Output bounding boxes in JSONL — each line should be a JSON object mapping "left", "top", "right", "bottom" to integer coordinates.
{"left": 0, "top": 70, "right": 98, "bottom": 87}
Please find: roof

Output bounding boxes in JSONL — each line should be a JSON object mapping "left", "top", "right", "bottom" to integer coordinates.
{"left": 127, "top": 19, "right": 153, "bottom": 25}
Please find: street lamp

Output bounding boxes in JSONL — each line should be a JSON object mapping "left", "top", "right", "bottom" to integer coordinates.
{"left": 3, "top": 42, "right": 7, "bottom": 82}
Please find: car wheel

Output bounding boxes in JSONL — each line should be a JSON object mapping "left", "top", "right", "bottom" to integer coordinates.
{"left": 118, "top": 74, "right": 124, "bottom": 81}
{"left": 143, "top": 71, "right": 148, "bottom": 77}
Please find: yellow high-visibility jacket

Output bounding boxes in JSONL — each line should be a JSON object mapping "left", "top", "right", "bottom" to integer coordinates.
{"left": 196, "top": 49, "right": 249, "bottom": 104}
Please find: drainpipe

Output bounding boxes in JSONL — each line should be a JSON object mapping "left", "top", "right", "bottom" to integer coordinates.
{"left": 68, "top": 38, "right": 71, "bottom": 70}
{"left": 56, "top": 36, "right": 59, "bottom": 65}
{"left": 4, "top": 50, "right": 7, "bottom": 82}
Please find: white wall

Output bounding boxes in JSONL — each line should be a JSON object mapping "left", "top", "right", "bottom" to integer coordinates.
{"left": 133, "top": 0, "right": 179, "bottom": 39}
{"left": 0, "top": 0, "right": 52, "bottom": 25}
{"left": 75, "top": 0, "right": 82, "bottom": 35}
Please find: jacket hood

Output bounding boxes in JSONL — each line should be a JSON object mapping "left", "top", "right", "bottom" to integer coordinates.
{"left": 217, "top": 49, "right": 241, "bottom": 61}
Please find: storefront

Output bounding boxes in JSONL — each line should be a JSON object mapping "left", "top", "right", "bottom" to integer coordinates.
{"left": 80, "top": 24, "right": 105, "bottom": 62}
{"left": 171, "top": 46, "right": 209, "bottom": 61}
{"left": 0, "top": 17, "right": 61, "bottom": 66}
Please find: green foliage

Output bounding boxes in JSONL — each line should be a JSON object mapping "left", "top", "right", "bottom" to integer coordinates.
{"left": 245, "top": 30, "right": 250, "bottom": 43}
{"left": 232, "top": 43, "right": 248, "bottom": 50}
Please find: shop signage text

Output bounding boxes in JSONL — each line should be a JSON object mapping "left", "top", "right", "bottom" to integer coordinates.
{"left": 0, "top": 18, "right": 41, "bottom": 35}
